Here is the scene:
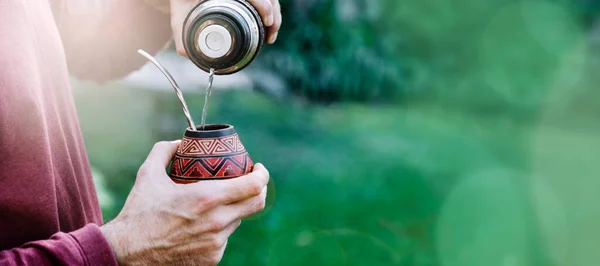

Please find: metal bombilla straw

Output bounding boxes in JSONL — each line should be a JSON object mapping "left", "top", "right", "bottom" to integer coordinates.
{"left": 137, "top": 49, "right": 197, "bottom": 131}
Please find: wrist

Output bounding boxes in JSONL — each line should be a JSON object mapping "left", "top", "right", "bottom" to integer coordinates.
{"left": 100, "top": 219, "right": 129, "bottom": 265}
{"left": 143, "top": 0, "right": 171, "bottom": 14}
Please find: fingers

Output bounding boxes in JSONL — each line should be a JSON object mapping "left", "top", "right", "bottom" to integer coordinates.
{"left": 215, "top": 163, "right": 270, "bottom": 204}
{"left": 203, "top": 186, "right": 266, "bottom": 233}
{"left": 220, "top": 220, "right": 241, "bottom": 239}
{"left": 267, "top": 0, "right": 281, "bottom": 44}
{"left": 185, "top": 163, "right": 270, "bottom": 206}
{"left": 204, "top": 221, "right": 239, "bottom": 265}
{"left": 247, "top": 0, "right": 273, "bottom": 27}
{"left": 144, "top": 140, "right": 181, "bottom": 170}
{"left": 225, "top": 186, "right": 268, "bottom": 220}
{"left": 169, "top": 0, "right": 197, "bottom": 57}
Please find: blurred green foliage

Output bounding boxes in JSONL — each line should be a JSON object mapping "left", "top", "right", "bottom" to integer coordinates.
{"left": 73, "top": 0, "right": 600, "bottom": 265}
{"left": 257, "top": 0, "right": 407, "bottom": 103}
{"left": 260, "top": 0, "right": 600, "bottom": 112}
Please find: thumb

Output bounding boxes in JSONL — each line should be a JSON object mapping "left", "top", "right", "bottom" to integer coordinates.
{"left": 145, "top": 140, "right": 181, "bottom": 170}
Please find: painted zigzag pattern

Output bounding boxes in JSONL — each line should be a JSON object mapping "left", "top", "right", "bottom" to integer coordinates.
{"left": 170, "top": 134, "right": 253, "bottom": 180}
{"left": 178, "top": 134, "right": 246, "bottom": 156}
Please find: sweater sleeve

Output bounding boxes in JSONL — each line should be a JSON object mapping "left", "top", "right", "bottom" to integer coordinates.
{"left": 0, "top": 224, "right": 118, "bottom": 266}
{"left": 50, "top": 0, "right": 174, "bottom": 83}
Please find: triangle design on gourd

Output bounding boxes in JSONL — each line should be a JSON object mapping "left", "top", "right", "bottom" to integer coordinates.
{"left": 180, "top": 139, "right": 191, "bottom": 153}
{"left": 198, "top": 158, "right": 228, "bottom": 176}
{"left": 221, "top": 136, "right": 236, "bottom": 150}
{"left": 236, "top": 138, "right": 245, "bottom": 151}
{"left": 199, "top": 140, "right": 215, "bottom": 153}
{"left": 180, "top": 158, "right": 194, "bottom": 169}
{"left": 183, "top": 141, "right": 205, "bottom": 155}
{"left": 181, "top": 159, "right": 200, "bottom": 174}
{"left": 229, "top": 154, "right": 247, "bottom": 169}
{"left": 171, "top": 158, "right": 181, "bottom": 176}
{"left": 185, "top": 162, "right": 204, "bottom": 177}
{"left": 202, "top": 157, "right": 225, "bottom": 171}
{"left": 212, "top": 142, "right": 231, "bottom": 153}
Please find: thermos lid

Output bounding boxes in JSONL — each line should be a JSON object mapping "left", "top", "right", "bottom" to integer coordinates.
{"left": 183, "top": 0, "right": 265, "bottom": 75}
{"left": 198, "top": 24, "right": 233, "bottom": 59}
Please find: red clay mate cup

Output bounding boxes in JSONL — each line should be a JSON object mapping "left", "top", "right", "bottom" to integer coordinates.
{"left": 169, "top": 124, "right": 254, "bottom": 183}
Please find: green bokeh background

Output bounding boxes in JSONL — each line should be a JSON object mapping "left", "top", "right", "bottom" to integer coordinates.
{"left": 73, "top": 0, "right": 600, "bottom": 265}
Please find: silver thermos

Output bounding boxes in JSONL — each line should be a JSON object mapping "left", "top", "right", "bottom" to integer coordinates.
{"left": 183, "top": 0, "right": 266, "bottom": 75}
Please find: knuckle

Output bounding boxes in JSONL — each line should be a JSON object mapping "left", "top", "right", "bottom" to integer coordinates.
{"left": 208, "top": 218, "right": 227, "bottom": 232}
{"left": 274, "top": 2, "right": 281, "bottom": 13}
{"left": 261, "top": 165, "right": 271, "bottom": 178}
{"left": 256, "top": 164, "right": 270, "bottom": 180}
{"left": 247, "top": 180, "right": 263, "bottom": 196}
{"left": 206, "top": 237, "right": 220, "bottom": 250}
{"left": 153, "top": 141, "right": 168, "bottom": 150}
{"left": 136, "top": 164, "right": 150, "bottom": 178}
{"left": 254, "top": 198, "right": 266, "bottom": 212}
{"left": 193, "top": 200, "right": 211, "bottom": 214}
{"left": 266, "top": 3, "right": 273, "bottom": 14}
{"left": 259, "top": 197, "right": 267, "bottom": 210}
{"left": 198, "top": 194, "right": 218, "bottom": 209}
{"left": 209, "top": 235, "right": 227, "bottom": 250}
{"left": 263, "top": 0, "right": 273, "bottom": 11}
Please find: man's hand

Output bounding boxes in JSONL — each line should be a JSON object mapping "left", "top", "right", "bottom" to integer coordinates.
{"left": 100, "top": 141, "right": 269, "bottom": 266}
{"left": 169, "top": 0, "right": 282, "bottom": 57}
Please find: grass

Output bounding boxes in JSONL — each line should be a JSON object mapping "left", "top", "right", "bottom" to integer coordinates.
{"left": 72, "top": 79, "right": 598, "bottom": 266}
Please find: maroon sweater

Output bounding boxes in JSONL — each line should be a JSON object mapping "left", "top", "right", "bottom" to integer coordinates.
{"left": 0, "top": 0, "right": 171, "bottom": 264}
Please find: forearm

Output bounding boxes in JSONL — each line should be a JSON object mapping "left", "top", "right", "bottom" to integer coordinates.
{"left": 51, "top": 0, "right": 173, "bottom": 83}
{"left": 0, "top": 224, "right": 118, "bottom": 265}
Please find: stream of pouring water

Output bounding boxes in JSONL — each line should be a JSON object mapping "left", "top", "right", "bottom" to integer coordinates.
{"left": 137, "top": 49, "right": 217, "bottom": 131}
{"left": 199, "top": 68, "right": 215, "bottom": 130}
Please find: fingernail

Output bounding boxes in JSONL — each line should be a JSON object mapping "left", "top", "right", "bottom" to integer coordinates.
{"left": 269, "top": 32, "right": 278, "bottom": 44}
